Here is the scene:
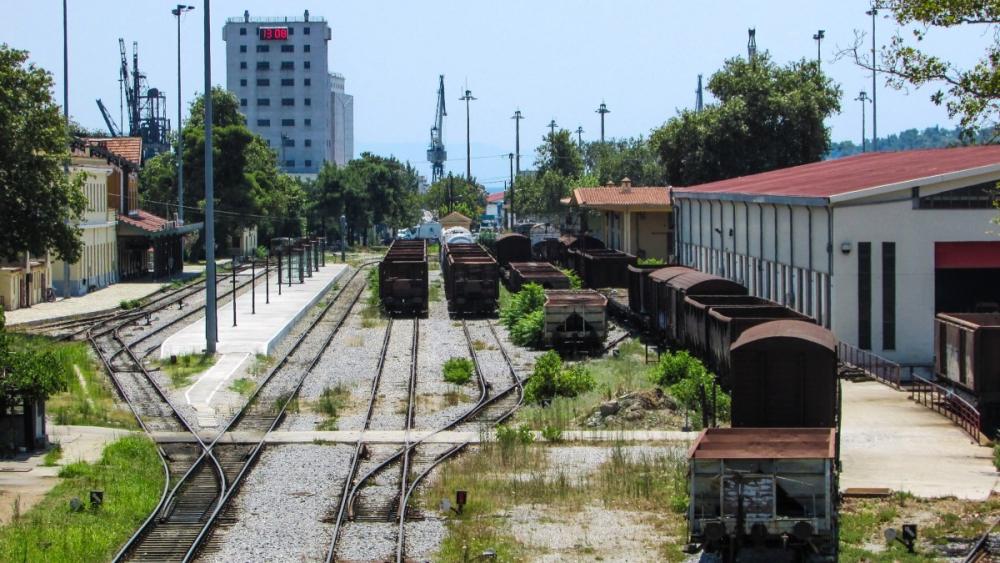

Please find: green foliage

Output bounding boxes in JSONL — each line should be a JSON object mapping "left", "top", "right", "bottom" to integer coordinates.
{"left": 598, "top": 442, "right": 689, "bottom": 514}
{"left": 649, "top": 349, "right": 704, "bottom": 387}
{"left": 0, "top": 435, "right": 164, "bottom": 562}
{"left": 637, "top": 257, "right": 666, "bottom": 266}
{"left": 0, "top": 309, "right": 68, "bottom": 411}
{"left": 316, "top": 384, "right": 350, "bottom": 430}
{"left": 154, "top": 354, "right": 216, "bottom": 388}
{"left": 513, "top": 169, "right": 574, "bottom": 216}
{"left": 582, "top": 136, "right": 668, "bottom": 187}
{"left": 536, "top": 129, "right": 584, "bottom": 179}
{"left": 994, "top": 433, "right": 1000, "bottom": 471}
{"left": 510, "top": 309, "right": 544, "bottom": 348}
{"left": 651, "top": 53, "right": 841, "bottom": 186}
{"left": 828, "top": 125, "right": 993, "bottom": 159}
{"left": 442, "top": 357, "right": 474, "bottom": 386}
{"left": 560, "top": 268, "right": 583, "bottom": 289}
{"left": 540, "top": 425, "right": 563, "bottom": 442}
{"left": 42, "top": 443, "right": 62, "bottom": 467}
{"left": 495, "top": 423, "right": 535, "bottom": 447}
{"left": 229, "top": 378, "right": 256, "bottom": 396}
{"left": 524, "top": 351, "right": 596, "bottom": 405}
{"left": 118, "top": 299, "right": 141, "bottom": 310}
{"left": 649, "top": 350, "right": 730, "bottom": 426}
{"left": 500, "top": 283, "right": 546, "bottom": 331}
{"left": 422, "top": 173, "right": 487, "bottom": 220}
{"left": 0, "top": 46, "right": 86, "bottom": 262}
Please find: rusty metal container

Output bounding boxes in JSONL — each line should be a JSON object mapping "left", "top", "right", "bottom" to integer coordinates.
{"left": 570, "top": 248, "right": 636, "bottom": 289}
{"left": 935, "top": 313, "right": 1000, "bottom": 396}
{"left": 729, "top": 320, "right": 838, "bottom": 428}
{"left": 379, "top": 239, "right": 428, "bottom": 316}
{"left": 646, "top": 266, "right": 695, "bottom": 340}
{"left": 532, "top": 238, "right": 563, "bottom": 262}
{"left": 494, "top": 233, "right": 532, "bottom": 269}
{"left": 658, "top": 271, "right": 747, "bottom": 345}
{"left": 442, "top": 243, "right": 499, "bottom": 315}
{"left": 682, "top": 295, "right": 774, "bottom": 356}
{"left": 626, "top": 264, "right": 663, "bottom": 316}
{"left": 507, "top": 262, "right": 571, "bottom": 292}
{"left": 542, "top": 289, "right": 608, "bottom": 348}
{"left": 707, "top": 305, "right": 813, "bottom": 383}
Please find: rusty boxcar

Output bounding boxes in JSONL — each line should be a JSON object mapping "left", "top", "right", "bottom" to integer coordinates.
{"left": 681, "top": 295, "right": 774, "bottom": 357}
{"left": 707, "top": 305, "right": 814, "bottom": 382}
{"left": 507, "top": 261, "right": 571, "bottom": 292}
{"left": 494, "top": 233, "right": 532, "bottom": 269}
{"left": 626, "top": 264, "right": 665, "bottom": 319}
{"left": 568, "top": 248, "right": 636, "bottom": 289}
{"left": 934, "top": 313, "right": 1000, "bottom": 434}
{"left": 654, "top": 270, "right": 748, "bottom": 345}
{"left": 379, "top": 239, "right": 428, "bottom": 316}
{"left": 441, "top": 243, "right": 499, "bottom": 315}
{"left": 542, "top": 289, "right": 608, "bottom": 348}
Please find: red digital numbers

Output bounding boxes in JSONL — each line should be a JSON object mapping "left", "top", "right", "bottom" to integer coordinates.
{"left": 259, "top": 27, "right": 288, "bottom": 41}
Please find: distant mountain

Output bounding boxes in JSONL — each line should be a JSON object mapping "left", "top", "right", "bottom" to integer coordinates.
{"left": 826, "top": 126, "right": 995, "bottom": 159}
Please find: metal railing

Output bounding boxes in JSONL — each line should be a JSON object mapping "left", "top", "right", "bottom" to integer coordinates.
{"left": 909, "top": 373, "right": 983, "bottom": 444}
{"left": 838, "top": 341, "right": 901, "bottom": 389}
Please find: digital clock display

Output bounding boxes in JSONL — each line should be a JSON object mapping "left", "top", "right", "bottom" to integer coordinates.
{"left": 259, "top": 27, "right": 289, "bottom": 41}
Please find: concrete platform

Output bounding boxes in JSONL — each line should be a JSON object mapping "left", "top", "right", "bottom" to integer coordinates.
{"left": 160, "top": 264, "right": 347, "bottom": 358}
{"left": 839, "top": 379, "right": 998, "bottom": 500}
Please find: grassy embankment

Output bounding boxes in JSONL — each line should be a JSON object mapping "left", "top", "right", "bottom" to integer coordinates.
{"left": 0, "top": 435, "right": 164, "bottom": 562}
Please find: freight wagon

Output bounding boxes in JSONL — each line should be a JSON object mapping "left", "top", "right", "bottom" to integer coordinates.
{"left": 494, "top": 233, "right": 532, "bottom": 269}
{"left": 542, "top": 290, "right": 608, "bottom": 349}
{"left": 706, "top": 305, "right": 814, "bottom": 383}
{"left": 441, "top": 243, "right": 499, "bottom": 315}
{"left": 681, "top": 295, "right": 774, "bottom": 357}
{"left": 379, "top": 239, "right": 428, "bottom": 316}
{"left": 507, "top": 262, "right": 571, "bottom": 292}
{"left": 934, "top": 312, "right": 1000, "bottom": 434}
{"left": 568, "top": 248, "right": 636, "bottom": 289}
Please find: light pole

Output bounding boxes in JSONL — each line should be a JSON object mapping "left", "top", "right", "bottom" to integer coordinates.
{"left": 576, "top": 126, "right": 584, "bottom": 147}
{"left": 459, "top": 89, "right": 476, "bottom": 181}
{"left": 866, "top": 6, "right": 878, "bottom": 151}
{"left": 510, "top": 109, "right": 523, "bottom": 177}
{"left": 204, "top": 0, "right": 218, "bottom": 352}
{"left": 596, "top": 102, "right": 610, "bottom": 143}
{"left": 547, "top": 119, "right": 558, "bottom": 138}
{"left": 812, "top": 29, "right": 824, "bottom": 69}
{"left": 855, "top": 91, "right": 870, "bottom": 153}
{"left": 62, "top": 0, "right": 70, "bottom": 298}
{"left": 508, "top": 153, "right": 514, "bottom": 230}
{"left": 172, "top": 4, "right": 194, "bottom": 224}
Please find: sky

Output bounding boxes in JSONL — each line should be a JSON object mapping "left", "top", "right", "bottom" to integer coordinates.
{"left": 5, "top": 1, "right": 987, "bottom": 191}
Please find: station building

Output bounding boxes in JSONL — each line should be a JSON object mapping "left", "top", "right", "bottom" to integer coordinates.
{"left": 567, "top": 179, "right": 674, "bottom": 261}
{"left": 672, "top": 146, "right": 1000, "bottom": 369}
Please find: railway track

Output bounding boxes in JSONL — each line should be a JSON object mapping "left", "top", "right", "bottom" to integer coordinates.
{"left": 966, "top": 522, "right": 1000, "bottom": 562}
{"left": 115, "top": 263, "right": 373, "bottom": 562}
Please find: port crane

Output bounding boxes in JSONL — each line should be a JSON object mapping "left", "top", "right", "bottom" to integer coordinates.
{"left": 426, "top": 75, "right": 447, "bottom": 185}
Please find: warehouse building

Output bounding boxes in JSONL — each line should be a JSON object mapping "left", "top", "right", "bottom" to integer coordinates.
{"left": 672, "top": 146, "right": 1000, "bottom": 369}
{"left": 567, "top": 179, "right": 674, "bottom": 261}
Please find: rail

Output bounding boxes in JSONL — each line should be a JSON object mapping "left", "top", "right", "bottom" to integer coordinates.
{"left": 838, "top": 341, "right": 901, "bottom": 389}
{"left": 909, "top": 373, "right": 983, "bottom": 444}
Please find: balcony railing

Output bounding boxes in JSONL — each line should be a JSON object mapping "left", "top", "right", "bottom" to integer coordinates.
{"left": 838, "top": 341, "right": 901, "bottom": 389}
{"left": 909, "top": 374, "right": 983, "bottom": 444}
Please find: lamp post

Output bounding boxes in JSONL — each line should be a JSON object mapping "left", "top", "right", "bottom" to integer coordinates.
{"left": 866, "top": 6, "right": 878, "bottom": 151}
{"left": 812, "top": 29, "right": 825, "bottom": 69}
{"left": 459, "top": 89, "right": 476, "bottom": 181}
{"left": 339, "top": 215, "right": 347, "bottom": 262}
{"left": 596, "top": 102, "right": 610, "bottom": 143}
{"left": 508, "top": 153, "right": 514, "bottom": 230}
{"left": 576, "top": 126, "right": 584, "bottom": 147}
{"left": 547, "top": 119, "right": 558, "bottom": 138}
{"left": 855, "top": 91, "right": 871, "bottom": 152}
{"left": 171, "top": 4, "right": 194, "bottom": 224}
{"left": 62, "top": 0, "right": 71, "bottom": 299}
{"left": 203, "top": 0, "right": 218, "bottom": 351}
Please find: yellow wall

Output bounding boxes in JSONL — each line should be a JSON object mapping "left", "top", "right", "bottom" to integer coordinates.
{"left": 51, "top": 160, "right": 118, "bottom": 296}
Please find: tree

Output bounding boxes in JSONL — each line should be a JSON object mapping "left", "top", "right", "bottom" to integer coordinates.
{"left": 0, "top": 307, "right": 67, "bottom": 412}
{"left": 514, "top": 170, "right": 574, "bottom": 216}
{"left": 423, "top": 173, "right": 487, "bottom": 220}
{"left": 0, "top": 46, "right": 86, "bottom": 262}
{"left": 854, "top": 1, "right": 1000, "bottom": 139}
{"left": 651, "top": 53, "right": 841, "bottom": 186}
{"left": 583, "top": 137, "right": 668, "bottom": 186}
{"left": 535, "top": 129, "right": 584, "bottom": 178}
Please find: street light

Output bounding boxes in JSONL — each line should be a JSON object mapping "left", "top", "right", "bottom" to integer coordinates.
{"left": 172, "top": 4, "right": 194, "bottom": 224}
{"left": 812, "top": 29, "right": 825, "bottom": 69}
{"left": 547, "top": 119, "right": 558, "bottom": 137}
{"left": 459, "top": 89, "right": 476, "bottom": 181}
{"left": 855, "top": 91, "right": 871, "bottom": 153}
{"left": 595, "top": 102, "right": 610, "bottom": 143}
{"left": 866, "top": 6, "right": 879, "bottom": 150}
{"left": 203, "top": 0, "right": 218, "bottom": 352}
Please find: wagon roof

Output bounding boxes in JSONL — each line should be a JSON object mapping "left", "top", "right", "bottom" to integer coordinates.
{"left": 667, "top": 271, "right": 747, "bottom": 293}
{"left": 731, "top": 319, "right": 836, "bottom": 352}
{"left": 648, "top": 266, "right": 693, "bottom": 282}
{"left": 936, "top": 312, "right": 1000, "bottom": 329}
{"left": 544, "top": 289, "right": 607, "bottom": 307}
{"left": 497, "top": 233, "right": 529, "bottom": 241}
{"left": 688, "top": 428, "right": 836, "bottom": 460}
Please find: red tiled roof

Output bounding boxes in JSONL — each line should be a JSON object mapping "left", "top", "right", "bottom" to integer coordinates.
{"left": 85, "top": 137, "right": 143, "bottom": 166}
{"left": 486, "top": 191, "right": 505, "bottom": 203}
{"left": 118, "top": 210, "right": 171, "bottom": 233}
{"left": 571, "top": 186, "right": 671, "bottom": 208}
{"left": 676, "top": 146, "right": 1000, "bottom": 200}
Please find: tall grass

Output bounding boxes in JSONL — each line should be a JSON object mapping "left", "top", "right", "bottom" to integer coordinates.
{"left": 0, "top": 435, "right": 164, "bottom": 562}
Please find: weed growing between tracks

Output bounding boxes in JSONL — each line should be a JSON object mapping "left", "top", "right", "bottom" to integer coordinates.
{"left": 316, "top": 384, "right": 350, "bottom": 430}
{"left": 839, "top": 494, "right": 1000, "bottom": 562}
{"left": 152, "top": 353, "right": 217, "bottom": 387}
{"left": 0, "top": 435, "right": 163, "bottom": 562}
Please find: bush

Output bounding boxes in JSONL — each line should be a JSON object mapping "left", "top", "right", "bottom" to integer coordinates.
{"left": 500, "top": 283, "right": 545, "bottom": 331}
{"left": 649, "top": 350, "right": 730, "bottom": 425}
{"left": 119, "top": 299, "right": 141, "bottom": 310}
{"left": 560, "top": 268, "right": 583, "bottom": 289}
{"left": 524, "top": 351, "right": 595, "bottom": 405}
{"left": 541, "top": 425, "right": 563, "bottom": 442}
{"left": 649, "top": 349, "right": 704, "bottom": 387}
{"left": 496, "top": 423, "right": 534, "bottom": 446}
{"left": 443, "top": 357, "right": 474, "bottom": 386}
{"left": 510, "top": 309, "right": 544, "bottom": 347}
{"left": 637, "top": 257, "right": 666, "bottom": 266}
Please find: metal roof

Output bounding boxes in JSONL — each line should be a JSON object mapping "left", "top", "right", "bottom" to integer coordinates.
{"left": 688, "top": 428, "right": 836, "bottom": 460}
{"left": 648, "top": 265, "right": 694, "bottom": 282}
{"left": 731, "top": 319, "right": 837, "bottom": 352}
{"left": 674, "top": 146, "right": 1000, "bottom": 205}
{"left": 665, "top": 271, "right": 747, "bottom": 294}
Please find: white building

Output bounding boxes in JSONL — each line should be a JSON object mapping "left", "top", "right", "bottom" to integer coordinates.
{"left": 223, "top": 10, "right": 354, "bottom": 174}
{"left": 672, "top": 147, "right": 1000, "bottom": 369}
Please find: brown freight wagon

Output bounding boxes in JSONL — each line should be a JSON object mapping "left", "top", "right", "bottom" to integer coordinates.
{"left": 706, "top": 305, "right": 813, "bottom": 384}
{"left": 656, "top": 271, "right": 747, "bottom": 345}
{"left": 934, "top": 313, "right": 1000, "bottom": 433}
{"left": 494, "top": 233, "right": 532, "bottom": 269}
{"left": 508, "top": 262, "right": 571, "bottom": 292}
{"left": 646, "top": 266, "right": 695, "bottom": 339}
{"left": 571, "top": 248, "right": 636, "bottom": 289}
{"left": 729, "top": 320, "right": 838, "bottom": 428}
{"left": 379, "top": 239, "right": 428, "bottom": 316}
{"left": 557, "top": 234, "right": 605, "bottom": 267}
{"left": 681, "top": 295, "right": 774, "bottom": 356}
{"left": 542, "top": 289, "right": 608, "bottom": 348}
{"left": 532, "top": 238, "right": 563, "bottom": 262}
{"left": 443, "top": 243, "right": 499, "bottom": 315}
{"left": 626, "top": 264, "right": 663, "bottom": 316}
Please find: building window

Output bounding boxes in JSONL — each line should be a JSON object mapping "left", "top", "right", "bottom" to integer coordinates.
{"left": 304, "top": 44, "right": 311, "bottom": 52}
{"left": 257, "top": 61, "right": 270, "bottom": 70}
{"left": 239, "top": 45, "right": 247, "bottom": 53}
{"left": 858, "top": 242, "right": 872, "bottom": 350}
{"left": 304, "top": 118, "right": 311, "bottom": 126}
{"left": 282, "top": 137, "right": 295, "bottom": 147}
{"left": 281, "top": 44, "right": 294, "bottom": 53}
{"left": 882, "top": 242, "right": 896, "bottom": 350}
{"left": 304, "top": 26, "right": 311, "bottom": 35}
{"left": 281, "top": 78, "right": 294, "bottom": 86}
{"left": 282, "top": 118, "right": 295, "bottom": 126}
{"left": 240, "top": 78, "right": 247, "bottom": 86}
{"left": 288, "top": 27, "right": 294, "bottom": 35}
{"left": 305, "top": 159, "right": 312, "bottom": 167}
{"left": 304, "top": 78, "right": 311, "bottom": 86}
{"left": 240, "top": 61, "right": 247, "bottom": 69}
{"left": 281, "top": 61, "right": 294, "bottom": 70}
{"left": 285, "top": 160, "right": 295, "bottom": 167}
{"left": 239, "top": 27, "right": 247, "bottom": 35}
{"left": 257, "top": 98, "right": 270, "bottom": 106}
{"left": 304, "top": 139, "right": 312, "bottom": 147}
{"left": 281, "top": 97, "right": 295, "bottom": 106}
{"left": 240, "top": 98, "right": 247, "bottom": 106}
{"left": 304, "top": 60, "right": 311, "bottom": 69}
{"left": 918, "top": 181, "right": 999, "bottom": 209}
{"left": 304, "top": 98, "right": 311, "bottom": 106}
{"left": 256, "top": 44, "right": 270, "bottom": 53}
{"left": 257, "top": 78, "right": 270, "bottom": 86}
{"left": 257, "top": 119, "right": 270, "bottom": 127}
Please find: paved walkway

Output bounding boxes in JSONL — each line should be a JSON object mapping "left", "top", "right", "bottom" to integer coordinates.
{"left": 184, "top": 352, "right": 251, "bottom": 427}
{"left": 160, "top": 264, "right": 347, "bottom": 358}
{"left": 840, "top": 379, "right": 997, "bottom": 500}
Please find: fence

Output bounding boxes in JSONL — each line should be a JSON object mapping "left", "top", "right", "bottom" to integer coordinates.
{"left": 909, "top": 374, "right": 983, "bottom": 444}
{"left": 838, "top": 341, "right": 901, "bottom": 389}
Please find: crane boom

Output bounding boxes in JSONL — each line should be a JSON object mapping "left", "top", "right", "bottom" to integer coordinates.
{"left": 96, "top": 99, "right": 123, "bottom": 137}
{"left": 427, "top": 75, "right": 447, "bottom": 184}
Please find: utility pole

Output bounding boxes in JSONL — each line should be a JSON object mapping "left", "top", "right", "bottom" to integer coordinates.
{"left": 62, "top": 0, "right": 71, "bottom": 298}
{"left": 813, "top": 29, "right": 825, "bottom": 69}
{"left": 508, "top": 153, "right": 514, "bottom": 230}
{"left": 204, "top": 0, "right": 218, "bottom": 352}
{"left": 747, "top": 28, "right": 757, "bottom": 63}
{"left": 172, "top": 4, "right": 194, "bottom": 224}
{"left": 855, "top": 91, "right": 870, "bottom": 152}
{"left": 459, "top": 89, "right": 475, "bottom": 181}
{"left": 866, "top": 6, "right": 879, "bottom": 151}
{"left": 695, "top": 75, "right": 704, "bottom": 112}
{"left": 547, "top": 119, "right": 558, "bottom": 138}
{"left": 575, "top": 126, "right": 584, "bottom": 147}
{"left": 511, "top": 109, "right": 524, "bottom": 177}
{"left": 596, "top": 102, "right": 609, "bottom": 142}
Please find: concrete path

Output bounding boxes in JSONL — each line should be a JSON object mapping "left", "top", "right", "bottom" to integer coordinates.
{"left": 840, "top": 379, "right": 998, "bottom": 500}
{"left": 160, "top": 264, "right": 347, "bottom": 358}
{"left": 185, "top": 352, "right": 251, "bottom": 427}
{"left": 150, "top": 429, "right": 700, "bottom": 445}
